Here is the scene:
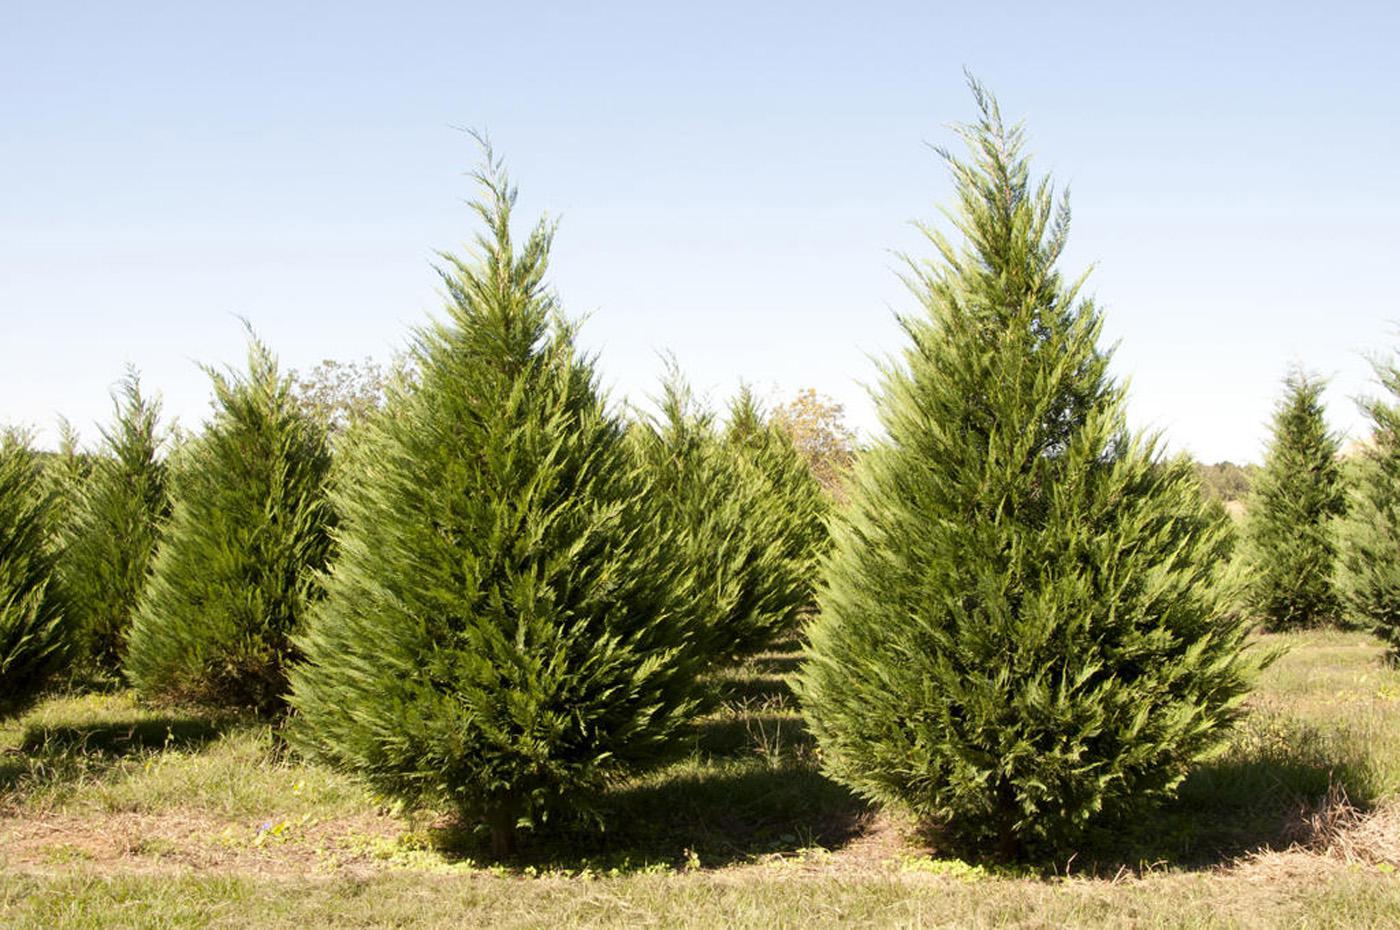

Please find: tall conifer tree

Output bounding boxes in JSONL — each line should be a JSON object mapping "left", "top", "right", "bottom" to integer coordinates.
{"left": 796, "top": 81, "right": 1257, "bottom": 858}
{"left": 1239, "top": 370, "right": 1345, "bottom": 629}
{"left": 289, "top": 149, "right": 707, "bottom": 856}
{"left": 125, "top": 337, "right": 333, "bottom": 712}
{"left": 0, "top": 430, "right": 68, "bottom": 713}
{"left": 1336, "top": 352, "right": 1400, "bottom": 651}
{"left": 61, "top": 370, "right": 169, "bottom": 672}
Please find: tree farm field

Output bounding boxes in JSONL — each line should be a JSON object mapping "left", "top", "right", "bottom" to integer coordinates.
{"left": 2, "top": 630, "right": 1398, "bottom": 929}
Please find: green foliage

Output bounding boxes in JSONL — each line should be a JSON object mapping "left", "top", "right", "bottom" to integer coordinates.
{"left": 59, "top": 370, "right": 170, "bottom": 673}
{"left": 40, "top": 420, "right": 96, "bottom": 545}
{"left": 0, "top": 431, "right": 69, "bottom": 714}
{"left": 723, "top": 388, "right": 829, "bottom": 629}
{"left": 1337, "top": 353, "right": 1400, "bottom": 651}
{"left": 795, "top": 81, "right": 1258, "bottom": 859}
{"left": 631, "top": 376, "right": 818, "bottom": 663}
{"left": 1239, "top": 370, "right": 1346, "bottom": 629}
{"left": 124, "top": 337, "right": 333, "bottom": 713}
{"left": 1193, "top": 460, "right": 1257, "bottom": 506}
{"left": 288, "top": 149, "right": 708, "bottom": 857}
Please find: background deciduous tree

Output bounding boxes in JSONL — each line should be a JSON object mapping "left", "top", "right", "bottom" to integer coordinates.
{"left": 771, "top": 388, "right": 856, "bottom": 498}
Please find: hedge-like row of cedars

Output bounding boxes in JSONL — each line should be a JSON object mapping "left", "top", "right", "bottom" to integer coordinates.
{"left": 3, "top": 81, "right": 1398, "bottom": 861}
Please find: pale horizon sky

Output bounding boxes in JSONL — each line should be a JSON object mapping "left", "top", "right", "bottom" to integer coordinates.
{"left": 4, "top": 1, "right": 1397, "bottom": 463}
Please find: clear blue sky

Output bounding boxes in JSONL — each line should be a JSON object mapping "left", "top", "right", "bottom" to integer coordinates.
{"left": 3, "top": 1, "right": 1397, "bottom": 462}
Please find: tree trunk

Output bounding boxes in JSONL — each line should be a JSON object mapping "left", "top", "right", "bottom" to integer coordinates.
{"left": 997, "top": 819, "right": 1020, "bottom": 862}
{"left": 487, "top": 800, "right": 519, "bottom": 859}
{"left": 489, "top": 820, "right": 517, "bottom": 859}
{"left": 995, "top": 781, "right": 1021, "bottom": 861}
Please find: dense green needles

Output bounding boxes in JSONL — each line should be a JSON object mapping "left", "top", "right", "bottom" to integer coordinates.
{"left": 0, "top": 431, "right": 69, "bottom": 715}
{"left": 1239, "top": 370, "right": 1346, "bottom": 630}
{"left": 123, "top": 337, "right": 334, "bottom": 713}
{"left": 58, "top": 370, "right": 169, "bottom": 674}
{"left": 630, "top": 377, "right": 826, "bottom": 665}
{"left": 1337, "top": 351, "right": 1400, "bottom": 652}
{"left": 289, "top": 149, "right": 710, "bottom": 857}
{"left": 795, "top": 81, "right": 1258, "bottom": 858}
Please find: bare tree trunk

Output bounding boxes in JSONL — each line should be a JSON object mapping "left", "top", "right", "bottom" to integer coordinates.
{"left": 487, "top": 799, "right": 519, "bottom": 859}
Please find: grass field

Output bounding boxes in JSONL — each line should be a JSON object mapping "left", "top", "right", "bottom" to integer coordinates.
{"left": 3, "top": 631, "right": 1399, "bottom": 928}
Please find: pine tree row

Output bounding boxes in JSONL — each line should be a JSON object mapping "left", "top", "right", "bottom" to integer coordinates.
{"left": 5, "top": 82, "right": 1400, "bottom": 861}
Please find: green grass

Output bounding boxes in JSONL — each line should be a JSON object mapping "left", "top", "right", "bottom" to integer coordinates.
{"left": 3, "top": 632, "right": 1400, "bottom": 928}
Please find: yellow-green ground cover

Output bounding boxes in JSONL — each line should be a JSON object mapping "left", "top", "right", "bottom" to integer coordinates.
{"left": 3, "top": 631, "right": 1399, "bottom": 928}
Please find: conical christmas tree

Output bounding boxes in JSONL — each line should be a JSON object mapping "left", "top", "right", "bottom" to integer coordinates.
{"left": 796, "top": 81, "right": 1257, "bottom": 858}
{"left": 61, "top": 369, "right": 170, "bottom": 673}
{"left": 630, "top": 374, "right": 776, "bottom": 661}
{"left": 0, "top": 430, "right": 69, "bottom": 714}
{"left": 124, "top": 337, "right": 333, "bottom": 712}
{"left": 722, "top": 387, "right": 828, "bottom": 633}
{"left": 1239, "top": 370, "right": 1345, "bottom": 629}
{"left": 1336, "top": 352, "right": 1400, "bottom": 651}
{"left": 288, "top": 150, "right": 707, "bottom": 857}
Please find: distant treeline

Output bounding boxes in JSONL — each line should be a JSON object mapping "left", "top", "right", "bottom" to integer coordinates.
{"left": 1194, "top": 461, "right": 1259, "bottom": 505}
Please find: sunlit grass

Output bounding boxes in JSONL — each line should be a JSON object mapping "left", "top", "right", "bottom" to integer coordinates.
{"left": 3, "top": 631, "right": 1400, "bottom": 927}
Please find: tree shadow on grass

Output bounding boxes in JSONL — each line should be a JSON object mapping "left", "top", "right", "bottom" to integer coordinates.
{"left": 431, "top": 759, "right": 871, "bottom": 872}
{"left": 425, "top": 645, "right": 867, "bottom": 872}
{"left": 1070, "top": 747, "right": 1366, "bottom": 874}
{"left": 707, "top": 642, "right": 803, "bottom": 710}
{"left": 0, "top": 714, "right": 241, "bottom": 796}
{"left": 710, "top": 673, "right": 793, "bottom": 709}
{"left": 925, "top": 714, "right": 1383, "bottom": 877}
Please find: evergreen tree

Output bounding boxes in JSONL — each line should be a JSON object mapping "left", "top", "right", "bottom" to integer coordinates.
{"left": 795, "top": 81, "right": 1257, "bottom": 859}
{"left": 631, "top": 376, "right": 822, "bottom": 662}
{"left": 1336, "top": 352, "right": 1400, "bottom": 651}
{"left": 43, "top": 419, "right": 94, "bottom": 546}
{"left": 0, "top": 430, "right": 68, "bottom": 714}
{"left": 628, "top": 371, "right": 737, "bottom": 656}
{"left": 288, "top": 150, "right": 707, "bottom": 857}
{"left": 1239, "top": 370, "right": 1345, "bottom": 629}
{"left": 124, "top": 337, "right": 333, "bottom": 712}
{"left": 61, "top": 370, "right": 170, "bottom": 673}
{"left": 723, "top": 387, "right": 828, "bottom": 630}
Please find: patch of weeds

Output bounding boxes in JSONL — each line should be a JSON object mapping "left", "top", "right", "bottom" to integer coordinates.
{"left": 129, "top": 836, "right": 178, "bottom": 859}
{"left": 339, "top": 829, "right": 470, "bottom": 873}
{"left": 898, "top": 855, "right": 995, "bottom": 881}
{"left": 39, "top": 843, "right": 95, "bottom": 865}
